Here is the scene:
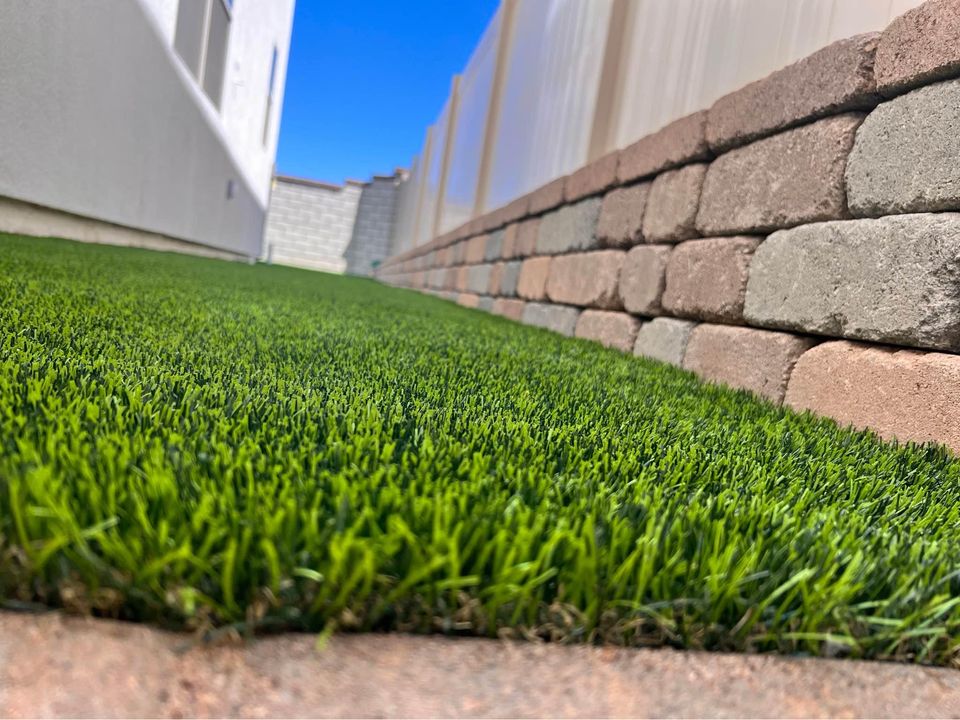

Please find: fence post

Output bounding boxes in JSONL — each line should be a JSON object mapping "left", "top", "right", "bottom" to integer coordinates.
{"left": 411, "top": 127, "right": 434, "bottom": 248}
{"left": 587, "top": 0, "right": 634, "bottom": 162}
{"left": 431, "top": 75, "right": 462, "bottom": 239}
{"left": 472, "top": 0, "right": 518, "bottom": 218}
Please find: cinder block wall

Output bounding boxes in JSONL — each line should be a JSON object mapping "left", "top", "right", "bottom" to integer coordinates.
{"left": 344, "top": 173, "right": 403, "bottom": 276}
{"left": 376, "top": 0, "right": 960, "bottom": 454}
{"left": 264, "top": 177, "right": 364, "bottom": 273}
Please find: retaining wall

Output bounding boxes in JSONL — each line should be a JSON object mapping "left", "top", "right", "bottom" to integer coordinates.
{"left": 376, "top": 0, "right": 960, "bottom": 454}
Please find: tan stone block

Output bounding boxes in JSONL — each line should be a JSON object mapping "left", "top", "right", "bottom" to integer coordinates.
{"left": 575, "top": 310, "right": 640, "bottom": 352}
{"left": 785, "top": 340, "right": 960, "bottom": 452}
{"left": 683, "top": 324, "right": 816, "bottom": 403}
{"left": 546, "top": 251, "right": 625, "bottom": 309}
{"left": 662, "top": 237, "right": 760, "bottom": 323}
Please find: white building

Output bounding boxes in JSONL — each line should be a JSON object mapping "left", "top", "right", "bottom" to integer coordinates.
{"left": 0, "top": 0, "right": 296, "bottom": 259}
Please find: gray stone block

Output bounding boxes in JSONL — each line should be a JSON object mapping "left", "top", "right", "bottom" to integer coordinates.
{"left": 744, "top": 215, "right": 960, "bottom": 352}
{"left": 633, "top": 318, "right": 697, "bottom": 367}
{"left": 477, "top": 296, "right": 495, "bottom": 312}
{"left": 485, "top": 229, "right": 505, "bottom": 262}
{"left": 642, "top": 164, "right": 707, "bottom": 243}
{"left": 466, "top": 264, "right": 493, "bottom": 295}
{"left": 521, "top": 302, "right": 581, "bottom": 337}
{"left": 499, "top": 261, "right": 522, "bottom": 297}
{"left": 846, "top": 78, "right": 960, "bottom": 217}
{"left": 536, "top": 197, "right": 601, "bottom": 255}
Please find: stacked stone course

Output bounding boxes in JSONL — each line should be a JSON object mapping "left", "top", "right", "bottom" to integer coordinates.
{"left": 376, "top": 0, "right": 960, "bottom": 453}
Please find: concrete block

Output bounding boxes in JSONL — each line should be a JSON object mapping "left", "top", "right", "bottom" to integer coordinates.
{"left": 707, "top": 34, "right": 879, "bottom": 151}
{"left": 521, "top": 302, "right": 581, "bottom": 337}
{"left": 565, "top": 151, "right": 619, "bottom": 202}
{"left": 466, "top": 264, "right": 493, "bottom": 295}
{"left": 455, "top": 266, "right": 469, "bottom": 292}
{"left": 517, "top": 256, "right": 552, "bottom": 301}
{"left": 546, "top": 250, "right": 625, "bottom": 309}
{"left": 633, "top": 318, "right": 697, "bottom": 367}
{"left": 499, "top": 260, "right": 522, "bottom": 297}
{"left": 537, "top": 198, "right": 602, "bottom": 255}
{"left": 515, "top": 217, "right": 540, "bottom": 257}
{"left": 485, "top": 229, "right": 505, "bottom": 262}
{"left": 642, "top": 164, "right": 707, "bottom": 243}
{"left": 501, "top": 223, "right": 520, "bottom": 259}
{"left": 846, "top": 78, "right": 960, "bottom": 216}
{"left": 457, "top": 293, "right": 481, "bottom": 309}
{"left": 618, "top": 110, "right": 711, "bottom": 183}
{"left": 428, "top": 267, "right": 445, "bottom": 289}
{"left": 785, "top": 340, "right": 960, "bottom": 452}
{"left": 465, "top": 235, "right": 487, "bottom": 264}
{"left": 575, "top": 310, "right": 641, "bottom": 352}
{"left": 744, "top": 215, "right": 960, "bottom": 352}
{"left": 619, "top": 245, "right": 671, "bottom": 315}
{"left": 443, "top": 267, "right": 458, "bottom": 291}
{"left": 477, "top": 296, "right": 495, "bottom": 312}
{"left": 528, "top": 177, "right": 567, "bottom": 215}
{"left": 683, "top": 324, "right": 816, "bottom": 403}
{"left": 875, "top": 0, "right": 960, "bottom": 95}
{"left": 492, "top": 298, "right": 526, "bottom": 321}
{"left": 488, "top": 262, "right": 504, "bottom": 296}
{"left": 696, "top": 114, "right": 862, "bottom": 236}
{"left": 663, "top": 237, "right": 760, "bottom": 323}
{"left": 596, "top": 182, "right": 651, "bottom": 248}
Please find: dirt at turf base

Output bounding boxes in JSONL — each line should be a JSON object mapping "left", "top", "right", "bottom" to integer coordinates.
{"left": 0, "top": 611, "right": 958, "bottom": 718}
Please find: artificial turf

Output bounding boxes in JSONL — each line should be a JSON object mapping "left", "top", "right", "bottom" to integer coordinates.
{"left": 1, "top": 232, "right": 960, "bottom": 665}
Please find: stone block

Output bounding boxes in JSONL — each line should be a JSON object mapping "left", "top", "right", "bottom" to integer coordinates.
{"left": 501, "top": 223, "right": 520, "bottom": 259}
{"left": 618, "top": 110, "right": 711, "bottom": 183}
{"left": 662, "top": 237, "right": 760, "bottom": 323}
{"left": 537, "top": 198, "right": 602, "bottom": 255}
{"left": 683, "top": 324, "right": 816, "bottom": 403}
{"left": 457, "top": 293, "right": 481, "bottom": 309}
{"left": 454, "top": 266, "right": 468, "bottom": 292}
{"left": 642, "top": 164, "right": 707, "bottom": 242}
{"left": 466, "top": 264, "right": 493, "bottom": 295}
{"left": 786, "top": 340, "right": 960, "bottom": 452}
{"left": 618, "top": 245, "right": 671, "bottom": 315}
{"left": 633, "top": 318, "right": 697, "bottom": 367}
{"left": 744, "top": 214, "right": 960, "bottom": 352}
{"left": 875, "top": 0, "right": 960, "bottom": 95}
{"left": 575, "top": 310, "right": 641, "bottom": 352}
{"left": 515, "top": 217, "right": 540, "bottom": 257}
{"left": 485, "top": 229, "right": 505, "bottom": 261}
{"left": 477, "top": 296, "right": 495, "bottom": 312}
{"left": 546, "top": 250, "right": 625, "bottom": 309}
{"left": 492, "top": 298, "right": 526, "bottom": 321}
{"left": 565, "top": 151, "right": 620, "bottom": 202}
{"left": 846, "top": 78, "right": 960, "bottom": 216}
{"left": 488, "top": 262, "right": 504, "bottom": 296}
{"left": 517, "top": 256, "right": 552, "bottom": 301}
{"left": 499, "top": 261, "right": 522, "bottom": 297}
{"left": 465, "top": 235, "right": 487, "bottom": 264}
{"left": 707, "top": 34, "right": 879, "bottom": 151}
{"left": 696, "top": 114, "right": 862, "bottom": 236}
{"left": 528, "top": 177, "right": 567, "bottom": 215}
{"left": 596, "top": 182, "right": 651, "bottom": 248}
{"left": 521, "top": 302, "right": 581, "bottom": 337}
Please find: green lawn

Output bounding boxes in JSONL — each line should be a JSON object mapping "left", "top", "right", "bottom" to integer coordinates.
{"left": 2, "top": 233, "right": 960, "bottom": 664}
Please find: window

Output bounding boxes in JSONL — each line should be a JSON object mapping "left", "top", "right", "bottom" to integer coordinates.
{"left": 262, "top": 46, "right": 278, "bottom": 146}
{"left": 173, "top": 0, "right": 233, "bottom": 110}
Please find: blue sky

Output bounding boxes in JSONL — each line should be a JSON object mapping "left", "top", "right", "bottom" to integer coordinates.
{"left": 275, "top": 1, "right": 500, "bottom": 184}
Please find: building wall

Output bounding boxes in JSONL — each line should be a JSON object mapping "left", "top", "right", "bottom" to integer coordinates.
{"left": 376, "top": 0, "right": 960, "bottom": 455}
{"left": 344, "top": 174, "right": 404, "bottom": 277}
{"left": 264, "top": 178, "right": 365, "bottom": 274}
{"left": 0, "top": 0, "right": 293, "bottom": 258}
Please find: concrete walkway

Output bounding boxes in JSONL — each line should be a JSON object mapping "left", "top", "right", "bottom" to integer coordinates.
{"left": 1, "top": 612, "right": 958, "bottom": 718}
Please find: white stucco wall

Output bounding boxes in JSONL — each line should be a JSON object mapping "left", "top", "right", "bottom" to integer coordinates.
{"left": 0, "top": 0, "right": 292, "bottom": 257}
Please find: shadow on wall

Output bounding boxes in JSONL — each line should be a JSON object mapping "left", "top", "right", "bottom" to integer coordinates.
{"left": 263, "top": 171, "right": 404, "bottom": 276}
